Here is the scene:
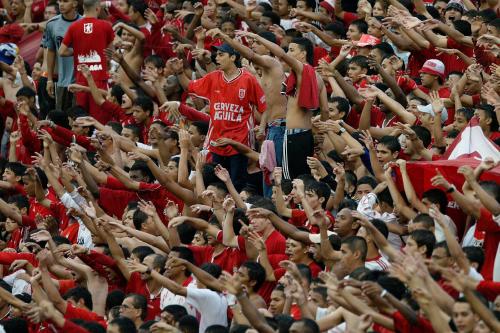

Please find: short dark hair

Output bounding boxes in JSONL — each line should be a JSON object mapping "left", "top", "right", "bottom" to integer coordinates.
{"left": 413, "top": 213, "right": 435, "bottom": 229}
{"left": 305, "top": 181, "right": 331, "bottom": 208}
{"left": 349, "top": 55, "right": 369, "bottom": 70}
{"left": 341, "top": 236, "right": 368, "bottom": 262}
{"left": 453, "top": 20, "right": 471, "bottom": 36}
{"left": 191, "top": 121, "right": 209, "bottom": 136}
{"left": 206, "top": 325, "right": 229, "bottom": 333}
{"left": 297, "top": 318, "right": 320, "bottom": 333}
{"left": 242, "top": 261, "right": 266, "bottom": 291}
{"left": 411, "top": 125, "right": 432, "bottom": 148}
{"left": 434, "top": 241, "right": 451, "bottom": 257}
{"left": 291, "top": 37, "right": 314, "bottom": 65}
{"left": 126, "top": 293, "right": 148, "bottom": 320}
{"left": 123, "top": 124, "right": 141, "bottom": 138}
{"left": 357, "top": 176, "right": 378, "bottom": 190}
{"left": 162, "top": 304, "right": 188, "bottom": 322}
{"left": 109, "top": 317, "right": 137, "bottom": 333}
{"left": 378, "top": 136, "right": 401, "bottom": 153}
{"left": 6, "top": 162, "right": 27, "bottom": 178}
{"left": 329, "top": 96, "right": 350, "bottom": 120}
{"left": 64, "top": 286, "right": 93, "bottom": 310}
{"left": 144, "top": 55, "right": 165, "bottom": 69}
{"left": 131, "top": 246, "right": 155, "bottom": 262}
{"left": 179, "top": 315, "right": 199, "bottom": 333}
{"left": 371, "top": 219, "right": 389, "bottom": 239}
{"left": 171, "top": 246, "right": 195, "bottom": 277}
{"left": 456, "top": 107, "right": 474, "bottom": 122}
{"left": 200, "top": 263, "right": 222, "bottom": 279}
{"left": 422, "top": 188, "right": 448, "bottom": 214}
{"left": 262, "top": 11, "right": 280, "bottom": 25}
{"left": 372, "top": 42, "right": 395, "bottom": 58}
{"left": 16, "top": 87, "right": 36, "bottom": 98}
{"left": 129, "top": 0, "right": 148, "bottom": 17}
{"left": 463, "top": 246, "right": 485, "bottom": 272}
{"left": 409, "top": 229, "right": 436, "bottom": 257}
{"left": 133, "top": 96, "right": 154, "bottom": 115}
{"left": 130, "top": 160, "right": 154, "bottom": 183}
{"left": 110, "top": 84, "right": 124, "bottom": 105}
{"left": 7, "top": 194, "right": 29, "bottom": 211}
{"left": 350, "top": 19, "right": 368, "bottom": 34}
{"left": 133, "top": 209, "right": 150, "bottom": 231}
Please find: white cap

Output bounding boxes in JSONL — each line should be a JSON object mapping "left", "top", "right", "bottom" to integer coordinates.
{"left": 416, "top": 104, "right": 449, "bottom": 124}
{"left": 308, "top": 231, "right": 336, "bottom": 244}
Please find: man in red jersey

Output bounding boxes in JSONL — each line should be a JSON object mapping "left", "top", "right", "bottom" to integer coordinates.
{"left": 59, "top": 0, "right": 114, "bottom": 125}
{"left": 176, "top": 42, "right": 266, "bottom": 192}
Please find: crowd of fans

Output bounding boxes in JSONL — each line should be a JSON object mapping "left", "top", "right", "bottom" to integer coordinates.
{"left": 0, "top": 0, "right": 497, "bottom": 332}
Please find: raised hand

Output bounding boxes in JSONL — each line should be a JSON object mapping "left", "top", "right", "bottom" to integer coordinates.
{"left": 219, "top": 271, "right": 244, "bottom": 295}
{"left": 138, "top": 200, "right": 157, "bottom": 217}
{"left": 430, "top": 168, "right": 452, "bottom": 191}
{"left": 222, "top": 196, "right": 235, "bottom": 213}
{"left": 214, "top": 164, "right": 231, "bottom": 183}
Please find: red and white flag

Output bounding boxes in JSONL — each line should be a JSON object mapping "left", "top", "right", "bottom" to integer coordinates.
{"left": 442, "top": 117, "right": 500, "bottom": 162}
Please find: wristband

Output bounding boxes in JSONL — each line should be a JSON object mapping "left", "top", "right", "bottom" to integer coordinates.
{"left": 380, "top": 289, "right": 388, "bottom": 298}
{"left": 446, "top": 186, "right": 456, "bottom": 194}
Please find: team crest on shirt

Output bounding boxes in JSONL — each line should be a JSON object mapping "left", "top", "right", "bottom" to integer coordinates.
{"left": 83, "top": 23, "right": 93, "bottom": 34}
{"left": 238, "top": 88, "right": 246, "bottom": 99}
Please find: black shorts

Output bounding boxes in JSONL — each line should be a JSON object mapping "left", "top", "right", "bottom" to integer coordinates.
{"left": 282, "top": 129, "right": 314, "bottom": 180}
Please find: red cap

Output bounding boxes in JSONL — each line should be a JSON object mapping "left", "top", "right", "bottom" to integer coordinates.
{"left": 355, "top": 34, "right": 381, "bottom": 47}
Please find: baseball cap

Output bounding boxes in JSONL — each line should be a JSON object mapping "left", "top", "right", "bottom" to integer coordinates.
{"left": 0, "top": 43, "right": 18, "bottom": 65}
{"left": 308, "top": 230, "right": 336, "bottom": 244}
{"left": 212, "top": 43, "right": 240, "bottom": 57}
{"left": 446, "top": 0, "right": 465, "bottom": 13}
{"left": 416, "top": 104, "right": 449, "bottom": 124}
{"left": 355, "top": 34, "right": 381, "bottom": 47}
{"left": 419, "top": 59, "right": 445, "bottom": 79}
{"left": 319, "top": 0, "right": 335, "bottom": 14}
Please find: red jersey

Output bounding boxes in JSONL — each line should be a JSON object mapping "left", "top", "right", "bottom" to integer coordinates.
{"left": 187, "top": 69, "right": 266, "bottom": 156}
{"left": 64, "top": 302, "right": 107, "bottom": 328}
{"left": 289, "top": 209, "right": 335, "bottom": 233}
{"left": 477, "top": 208, "right": 500, "bottom": 281}
{"left": 188, "top": 244, "right": 246, "bottom": 273}
{"left": 439, "top": 38, "right": 474, "bottom": 75}
{"left": 62, "top": 17, "right": 114, "bottom": 84}
{"left": 126, "top": 272, "right": 161, "bottom": 321}
{"left": 236, "top": 229, "right": 286, "bottom": 256}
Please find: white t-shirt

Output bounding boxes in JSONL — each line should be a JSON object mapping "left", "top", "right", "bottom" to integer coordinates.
{"left": 160, "top": 277, "right": 197, "bottom": 316}
{"left": 365, "top": 254, "right": 390, "bottom": 271}
{"left": 434, "top": 214, "right": 457, "bottom": 243}
{"left": 186, "top": 287, "right": 228, "bottom": 333}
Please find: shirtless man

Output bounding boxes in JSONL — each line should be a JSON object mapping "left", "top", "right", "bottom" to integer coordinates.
{"left": 206, "top": 28, "right": 287, "bottom": 169}
{"left": 237, "top": 31, "right": 328, "bottom": 180}
{"left": 112, "top": 21, "right": 145, "bottom": 88}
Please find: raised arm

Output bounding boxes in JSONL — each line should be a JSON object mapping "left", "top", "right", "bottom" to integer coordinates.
{"left": 238, "top": 31, "right": 303, "bottom": 75}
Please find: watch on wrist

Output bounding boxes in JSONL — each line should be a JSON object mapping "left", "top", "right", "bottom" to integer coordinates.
{"left": 446, "top": 186, "right": 456, "bottom": 193}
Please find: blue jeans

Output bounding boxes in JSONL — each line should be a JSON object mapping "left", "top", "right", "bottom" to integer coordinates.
{"left": 211, "top": 153, "right": 248, "bottom": 192}
{"left": 262, "top": 123, "right": 286, "bottom": 198}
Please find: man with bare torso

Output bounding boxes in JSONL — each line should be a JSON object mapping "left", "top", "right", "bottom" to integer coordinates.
{"left": 238, "top": 31, "right": 328, "bottom": 180}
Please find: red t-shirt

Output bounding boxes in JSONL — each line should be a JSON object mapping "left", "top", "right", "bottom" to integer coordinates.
{"left": 64, "top": 302, "right": 107, "bottom": 328}
{"left": 476, "top": 207, "right": 500, "bottom": 281}
{"left": 392, "top": 311, "right": 435, "bottom": 333}
{"left": 289, "top": 209, "right": 335, "bottom": 233}
{"left": 407, "top": 46, "right": 436, "bottom": 79}
{"left": 125, "top": 272, "right": 161, "bottom": 321}
{"left": 188, "top": 69, "right": 266, "bottom": 156}
{"left": 439, "top": 38, "right": 474, "bottom": 75}
{"left": 188, "top": 243, "right": 246, "bottom": 273}
{"left": 62, "top": 17, "right": 114, "bottom": 84}
{"left": 102, "top": 100, "right": 134, "bottom": 126}
{"left": 236, "top": 230, "right": 286, "bottom": 256}
{"left": 396, "top": 75, "right": 418, "bottom": 95}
